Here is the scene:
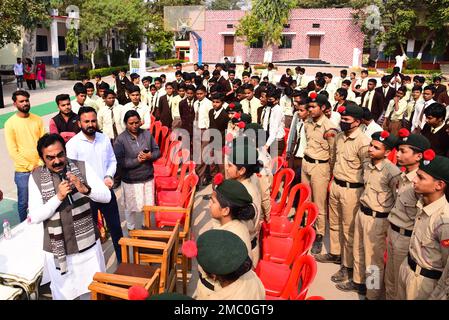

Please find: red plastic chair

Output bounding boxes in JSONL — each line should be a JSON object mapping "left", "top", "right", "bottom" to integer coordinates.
{"left": 387, "top": 148, "right": 397, "bottom": 165}
{"left": 154, "top": 141, "right": 182, "bottom": 177}
{"left": 155, "top": 174, "right": 199, "bottom": 227}
{"left": 270, "top": 168, "right": 295, "bottom": 216}
{"left": 152, "top": 120, "right": 162, "bottom": 142}
{"left": 158, "top": 126, "right": 170, "bottom": 155}
{"left": 271, "top": 156, "right": 286, "bottom": 182}
{"left": 271, "top": 182, "right": 310, "bottom": 217}
{"left": 155, "top": 159, "right": 196, "bottom": 193}
{"left": 149, "top": 114, "right": 156, "bottom": 134}
{"left": 256, "top": 254, "right": 317, "bottom": 300}
{"left": 282, "top": 128, "right": 290, "bottom": 158}
{"left": 262, "top": 225, "right": 315, "bottom": 264}
{"left": 266, "top": 201, "right": 318, "bottom": 238}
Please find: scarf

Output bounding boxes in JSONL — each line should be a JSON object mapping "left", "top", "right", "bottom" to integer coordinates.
{"left": 40, "top": 160, "right": 96, "bottom": 274}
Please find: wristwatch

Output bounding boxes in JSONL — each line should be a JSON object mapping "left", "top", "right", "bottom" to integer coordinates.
{"left": 82, "top": 184, "right": 92, "bottom": 196}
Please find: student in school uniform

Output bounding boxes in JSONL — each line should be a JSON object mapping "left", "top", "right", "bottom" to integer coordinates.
{"left": 397, "top": 151, "right": 449, "bottom": 300}
{"left": 376, "top": 76, "right": 396, "bottom": 114}
{"left": 337, "top": 131, "right": 401, "bottom": 299}
{"left": 280, "top": 86, "right": 295, "bottom": 128}
{"left": 147, "top": 84, "right": 160, "bottom": 116}
{"left": 155, "top": 82, "right": 175, "bottom": 128}
{"left": 341, "top": 80, "right": 357, "bottom": 103}
{"left": 384, "top": 129, "right": 430, "bottom": 300}
{"left": 421, "top": 103, "right": 449, "bottom": 157}
{"left": 85, "top": 82, "right": 100, "bottom": 111}
{"left": 179, "top": 85, "right": 197, "bottom": 148}
{"left": 171, "top": 83, "right": 186, "bottom": 129}
{"left": 383, "top": 86, "right": 408, "bottom": 136}
{"left": 71, "top": 84, "right": 88, "bottom": 115}
{"left": 241, "top": 84, "right": 261, "bottom": 124}
{"left": 360, "top": 79, "right": 384, "bottom": 123}
{"left": 208, "top": 93, "right": 229, "bottom": 177}
{"left": 261, "top": 87, "right": 285, "bottom": 156}
{"left": 123, "top": 85, "right": 151, "bottom": 130}
{"left": 140, "top": 76, "right": 153, "bottom": 107}
{"left": 261, "top": 63, "right": 276, "bottom": 84}
{"left": 360, "top": 108, "right": 383, "bottom": 141}
{"left": 432, "top": 76, "right": 447, "bottom": 101}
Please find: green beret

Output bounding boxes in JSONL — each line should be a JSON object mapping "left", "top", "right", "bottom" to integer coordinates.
{"left": 147, "top": 293, "right": 194, "bottom": 300}
{"left": 197, "top": 230, "right": 248, "bottom": 276}
{"left": 214, "top": 178, "right": 253, "bottom": 207}
{"left": 228, "top": 136, "right": 259, "bottom": 166}
{"left": 397, "top": 128, "right": 430, "bottom": 151}
{"left": 371, "top": 131, "right": 398, "bottom": 150}
{"left": 419, "top": 151, "right": 449, "bottom": 183}
{"left": 337, "top": 104, "right": 363, "bottom": 120}
{"left": 231, "top": 112, "right": 252, "bottom": 125}
{"left": 226, "top": 101, "right": 243, "bottom": 113}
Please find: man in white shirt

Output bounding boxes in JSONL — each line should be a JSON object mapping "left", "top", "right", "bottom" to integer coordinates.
{"left": 140, "top": 76, "right": 153, "bottom": 107}
{"left": 324, "top": 73, "right": 337, "bottom": 105}
{"left": 123, "top": 85, "right": 151, "bottom": 130}
{"left": 360, "top": 107, "right": 382, "bottom": 141}
{"left": 294, "top": 66, "right": 308, "bottom": 89}
{"left": 279, "top": 87, "right": 294, "bottom": 128}
{"left": 411, "top": 85, "right": 436, "bottom": 133}
{"left": 261, "top": 63, "right": 276, "bottom": 84}
{"left": 97, "top": 90, "right": 126, "bottom": 141}
{"left": 66, "top": 106, "right": 123, "bottom": 264}
{"left": 71, "top": 86, "right": 88, "bottom": 115}
{"left": 354, "top": 70, "right": 369, "bottom": 95}
{"left": 85, "top": 82, "right": 100, "bottom": 111}
{"left": 193, "top": 85, "right": 213, "bottom": 185}
{"left": 13, "top": 57, "right": 24, "bottom": 89}
{"left": 383, "top": 86, "right": 408, "bottom": 135}
{"left": 154, "top": 77, "right": 166, "bottom": 97}
{"left": 341, "top": 80, "right": 357, "bottom": 102}
{"left": 171, "top": 84, "right": 186, "bottom": 129}
{"left": 241, "top": 84, "right": 261, "bottom": 124}
{"left": 147, "top": 84, "right": 160, "bottom": 116}
{"left": 404, "top": 86, "right": 424, "bottom": 130}
{"left": 261, "top": 88, "right": 285, "bottom": 156}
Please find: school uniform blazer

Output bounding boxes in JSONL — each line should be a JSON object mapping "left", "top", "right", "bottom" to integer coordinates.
{"left": 208, "top": 108, "right": 229, "bottom": 145}
{"left": 360, "top": 90, "right": 384, "bottom": 121}
{"left": 156, "top": 94, "right": 173, "bottom": 128}
{"left": 375, "top": 86, "right": 396, "bottom": 112}
{"left": 179, "top": 98, "right": 196, "bottom": 137}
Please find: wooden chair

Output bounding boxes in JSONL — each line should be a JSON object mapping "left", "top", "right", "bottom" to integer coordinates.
{"left": 140, "top": 178, "right": 197, "bottom": 294}
{"left": 88, "top": 223, "right": 180, "bottom": 299}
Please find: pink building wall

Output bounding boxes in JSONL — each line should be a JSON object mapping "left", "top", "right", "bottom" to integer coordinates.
{"left": 189, "top": 8, "right": 365, "bottom": 66}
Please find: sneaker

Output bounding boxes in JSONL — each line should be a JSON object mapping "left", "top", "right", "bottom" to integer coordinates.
{"left": 336, "top": 280, "right": 367, "bottom": 295}
{"left": 314, "top": 253, "right": 341, "bottom": 264}
{"left": 331, "top": 266, "right": 353, "bottom": 283}
{"left": 311, "top": 234, "right": 323, "bottom": 254}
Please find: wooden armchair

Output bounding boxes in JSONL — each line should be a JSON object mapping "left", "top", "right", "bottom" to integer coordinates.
{"left": 88, "top": 223, "right": 180, "bottom": 299}
{"left": 140, "top": 182, "right": 196, "bottom": 294}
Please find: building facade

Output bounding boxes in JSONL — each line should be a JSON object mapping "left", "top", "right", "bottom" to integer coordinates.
{"left": 189, "top": 8, "right": 365, "bottom": 67}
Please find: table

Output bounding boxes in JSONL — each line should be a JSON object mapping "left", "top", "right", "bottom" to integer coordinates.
{"left": 0, "top": 221, "right": 45, "bottom": 300}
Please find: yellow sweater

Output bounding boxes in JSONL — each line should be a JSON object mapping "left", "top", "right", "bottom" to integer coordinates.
{"left": 5, "top": 113, "right": 45, "bottom": 172}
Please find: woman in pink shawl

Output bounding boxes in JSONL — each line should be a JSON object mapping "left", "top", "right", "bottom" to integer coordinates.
{"left": 36, "top": 59, "right": 46, "bottom": 89}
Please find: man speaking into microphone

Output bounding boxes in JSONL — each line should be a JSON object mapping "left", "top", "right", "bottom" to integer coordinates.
{"left": 27, "top": 133, "right": 111, "bottom": 300}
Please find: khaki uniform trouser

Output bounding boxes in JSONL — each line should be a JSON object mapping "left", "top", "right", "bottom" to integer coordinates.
{"left": 385, "top": 226, "right": 411, "bottom": 300}
{"left": 301, "top": 161, "right": 330, "bottom": 236}
{"left": 353, "top": 209, "right": 389, "bottom": 300}
{"left": 397, "top": 259, "right": 439, "bottom": 300}
{"left": 329, "top": 181, "right": 364, "bottom": 268}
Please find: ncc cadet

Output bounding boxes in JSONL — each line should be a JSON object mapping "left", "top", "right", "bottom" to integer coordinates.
{"left": 337, "top": 131, "right": 401, "bottom": 299}
{"left": 316, "top": 102, "right": 371, "bottom": 286}
{"left": 397, "top": 151, "right": 449, "bottom": 300}
{"left": 385, "top": 129, "right": 430, "bottom": 299}
{"left": 302, "top": 92, "right": 338, "bottom": 254}
{"left": 191, "top": 229, "right": 265, "bottom": 300}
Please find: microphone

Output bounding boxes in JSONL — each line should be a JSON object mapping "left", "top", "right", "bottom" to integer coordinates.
{"left": 59, "top": 167, "right": 74, "bottom": 205}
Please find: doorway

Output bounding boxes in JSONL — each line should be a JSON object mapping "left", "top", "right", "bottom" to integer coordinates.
{"left": 224, "top": 36, "right": 235, "bottom": 57}
{"left": 308, "top": 36, "right": 321, "bottom": 59}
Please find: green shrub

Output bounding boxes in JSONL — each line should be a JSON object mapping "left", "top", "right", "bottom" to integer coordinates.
{"left": 154, "top": 59, "right": 186, "bottom": 66}
{"left": 88, "top": 65, "right": 128, "bottom": 79}
{"left": 405, "top": 58, "right": 421, "bottom": 70}
{"left": 111, "top": 51, "right": 127, "bottom": 67}
{"left": 385, "top": 68, "right": 439, "bottom": 75}
{"left": 68, "top": 71, "right": 84, "bottom": 80}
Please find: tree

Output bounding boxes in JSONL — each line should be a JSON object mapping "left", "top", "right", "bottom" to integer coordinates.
{"left": 296, "top": 0, "right": 351, "bottom": 7}
{"left": 208, "top": 0, "right": 242, "bottom": 10}
{"left": 236, "top": 0, "right": 296, "bottom": 62}
{"left": 65, "top": 21, "right": 79, "bottom": 72}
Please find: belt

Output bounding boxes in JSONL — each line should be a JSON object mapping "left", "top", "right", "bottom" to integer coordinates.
{"left": 361, "top": 205, "right": 389, "bottom": 218}
{"left": 251, "top": 237, "right": 258, "bottom": 250}
{"left": 407, "top": 254, "right": 442, "bottom": 280}
{"left": 304, "top": 154, "right": 329, "bottom": 164}
{"left": 390, "top": 223, "right": 412, "bottom": 237}
{"left": 198, "top": 272, "right": 215, "bottom": 291}
{"left": 334, "top": 178, "right": 364, "bottom": 189}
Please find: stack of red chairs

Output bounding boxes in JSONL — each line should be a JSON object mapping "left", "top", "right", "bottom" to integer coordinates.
{"left": 149, "top": 114, "right": 156, "bottom": 134}
{"left": 270, "top": 168, "right": 295, "bottom": 216}
{"left": 151, "top": 120, "right": 162, "bottom": 142}
{"left": 271, "top": 156, "right": 286, "bottom": 182}
{"left": 154, "top": 141, "right": 182, "bottom": 177}
{"left": 155, "top": 160, "right": 196, "bottom": 193}
{"left": 282, "top": 128, "right": 290, "bottom": 159}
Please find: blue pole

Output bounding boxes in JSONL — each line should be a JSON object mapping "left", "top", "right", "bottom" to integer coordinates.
{"left": 191, "top": 31, "right": 203, "bottom": 66}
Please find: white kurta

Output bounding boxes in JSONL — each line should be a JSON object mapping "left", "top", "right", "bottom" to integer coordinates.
{"left": 28, "top": 162, "right": 111, "bottom": 300}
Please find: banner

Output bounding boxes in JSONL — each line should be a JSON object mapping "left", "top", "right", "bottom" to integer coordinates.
{"left": 129, "top": 58, "right": 140, "bottom": 74}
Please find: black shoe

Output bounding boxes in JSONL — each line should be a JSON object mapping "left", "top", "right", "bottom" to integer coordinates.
{"left": 336, "top": 280, "right": 366, "bottom": 295}
{"left": 331, "top": 266, "right": 353, "bottom": 283}
{"left": 314, "top": 253, "right": 341, "bottom": 264}
{"left": 311, "top": 235, "right": 323, "bottom": 254}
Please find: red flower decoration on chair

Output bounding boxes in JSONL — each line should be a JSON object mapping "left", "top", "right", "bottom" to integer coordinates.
{"left": 225, "top": 133, "right": 234, "bottom": 142}
{"left": 380, "top": 131, "right": 390, "bottom": 139}
{"left": 398, "top": 128, "right": 410, "bottom": 138}
{"left": 213, "top": 173, "right": 225, "bottom": 186}
{"left": 309, "top": 91, "right": 317, "bottom": 99}
{"left": 423, "top": 149, "right": 436, "bottom": 161}
{"left": 128, "top": 286, "right": 149, "bottom": 300}
{"left": 237, "top": 121, "right": 246, "bottom": 129}
{"left": 337, "top": 106, "right": 346, "bottom": 114}
{"left": 233, "top": 112, "right": 241, "bottom": 119}
{"left": 181, "top": 240, "right": 198, "bottom": 258}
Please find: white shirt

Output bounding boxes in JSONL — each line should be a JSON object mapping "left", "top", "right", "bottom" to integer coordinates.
{"left": 148, "top": 92, "right": 160, "bottom": 114}
{"left": 362, "top": 89, "right": 375, "bottom": 110}
{"left": 85, "top": 95, "right": 100, "bottom": 111}
{"left": 262, "top": 104, "right": 285, "bottom": 147}
{"left": 346, "top": 89, "right": 357, "bottom": 102}
{"left": 171, "top": 95, "right": 185, "bottom": 118}
{"left": 213, "top": 107, "right": 225, "bottom": 119}
{"left": 329, "top": 111, "right": 341, "bottom": 127}
{"left": 97, "top": 101, "right": 126, "bottom": 140}
{"left": 357, "top": 78, "right": 369, "bottom": 91}
{"left": 279, "top": 95, "right": 294, "bottom": 117}
{"left": 287, "top": 114, "right": 307, "bottom": 158}
{"left": 261, "top": 69, "right": 275, "bottom": 84}
{"left": 123, "top": 102, "right": 151, "bottom": 130}
{"left": 140, "top": 86, "right": 152, "bottom": 106}
{"left": 66, "top": 131, "right": 117, "bottom": 180}
{"left": 157, "top": 87, "right": 166, "bottom": 97}
{"left": 194, "top": 98, "right": 213, "bottom": 129}
{"left": 362, "top": 120, "right": 383, "bottom": 141}
{"left": 241, "top": 97, "right": 261, "bottom": 123}
{"left": 71, "top": 100, "right": 84, "bottom": 115}
{"left": 13, "top": 63, "right": 24, "bottom": 76}
{"left": 27, "top": 162, "right": 110, "bottom": 300}
{"left": 412, "top": 98, "right": 435, "bottom": 131}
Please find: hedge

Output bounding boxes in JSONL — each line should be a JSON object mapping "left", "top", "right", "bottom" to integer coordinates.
{"left": 385, "top": 68, "right": 440, "bottom": 75}
{"left": 88, "top": 65, "right": 129, "bottom": 79}
{"left": 155, "top": 59, "right": 186, "bottom": 66}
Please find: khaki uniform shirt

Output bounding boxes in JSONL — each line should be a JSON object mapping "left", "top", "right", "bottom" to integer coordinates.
{"left": 332, "top": 127, "right": 370, "bottom": 183}
{"left": 195, "top": 270, "right": 266, "bottom": 300}
{"left": 360, "top": 159, "right": 401, "bottom": 212}
{"left": 409, "top": 196, "right": 449, "bottom": 271}
{"left": 241, "top": 176, "right": 262, "bottom": 240}
{"left": 304, "top": 115, "right": 337, "bottom": 161}
{"left": 430, "top": 257, "right": 449, "bottom": 300}
{"left": 388, "top": 169, "right": 419, "bottom": 230}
